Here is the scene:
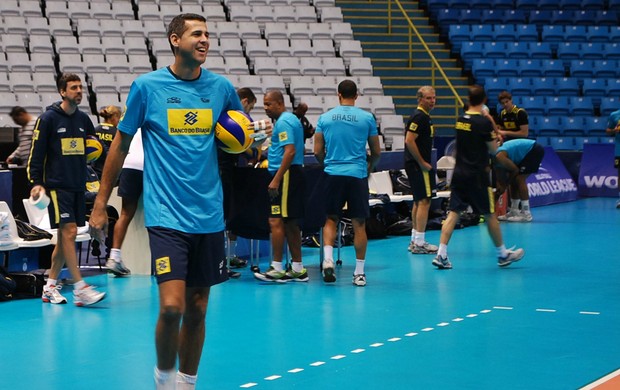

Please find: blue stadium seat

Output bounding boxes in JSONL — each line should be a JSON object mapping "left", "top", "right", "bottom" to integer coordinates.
{"left": 594, "top": 10, "right": 619, "bottom": 26}
{"left": 541, "top": 60, "right": 566, "bottom": 77}
{"left": 593, "top": 60, "right": 619, "bottom": 78}
{"left": 582, "top": 78, "right": 607, "bottom": 100}
{"left": 556, "top": 42, "right": 582, "bottom": 63}
{"left": 503, "top": 9, "right": 528, "bottom": 24}
{"left": 580, "top": 0, "right": 605, "bottom": 10}
{"left": 471, "top": 25, "right": 494, "bottom": 41}
{"left": 580, "top": 43, "right": 606, "bottom": 60}
{"left": 569, "top": 59, "right": 595, "bottom": 78}
{"left": 506, "top": 42, "right": 530, "bottom": 59}
{"left": 562, "top": 116, "right": 585, "bottom": 136}
{"left": 496, "top": 59, "right": 520, "bottom": 77}
{"left": 538, "top": 116, "right": 563, "bottom": 136}
{"left": 481, "top": 10, "right": 505, "bottom": 24}
{"left": 610, "top": 26, "right": 620, "bottom": 43}
{"left": 583, "top": 116, "right": 607, "bottom": 136}
{"left": 427, "top": 0, "right": 451, "bottom": 10}
{"left": 547, "top": 96, "right": 571, "bottom": 116}
{"left": 460, "top": 41, "right": 484, "bottom": 67}
{"left": 603, "top": 43, "right": 620, "bottom": 60}
{"left": 600, "top": 97, "right": 620, "bottom": 117}
{"left": 538, "top": 0, "right": 562, "bottom": 9}
{"left": 605, "top": 79, "right": 620, "bottom": 96}
{"left": 528, "top": 115, "right": 544, "bottom": 128}
{"left": 574, "top": 136, "right": 601, "bottom": 150}
{"left": 535, "top": 136, "right": 551, "bottom": 147}
{"left": 506, "top": 77, "right": 531, "bottom": 96}
{"left": 519, "top": 59, "right": 543, "bottom": 77}
{"left": 471, "top": 58, "right": 496, "bottom": 78}
{"left": 541, "top": 25, "right": 565, "bottom": 47}
{"left": 529, "top": 42, "right": 553, "bottom": 59}
{"left": 484, "top": 41, "right": 507, "bottom": 59}
{"left": 448, "top": 25, "right": 470, "bottom": 52}
{"left": 528, "top": 10, "right": 553, "bottom": 26}
{"left": 436, "top": 9, "right": 460, "bottom": 27}
{"left": 520, "top": 96, "right": 547, "bottom": 116}
{"left": 493, "top": 24, "right": 517, "bottom": 42}
{"left": 550, "top": 10, "right": 577, "bottom": 25}
{"left": 459, "top": 9, "right": 483, "bottom": 24}
{"left": 483, "top": 77, "right": 508, "bottom": 99}
{"left": 514, "top": 24, "right": 538, "bottom": 42}
{"left": 550, "top": 136, "right": 575, "bottom": 150}
{"left": 514, "top": 0, "right": 539, "bottom": 10}
{"left": 563, "top": 25, "right": 588, "bottom": 42}
{"left": 585, "top": 26, "right": 610, "bottom": 43}
{"left": 568, "top": 96, "right": 595, "bottom": 117}
{"left": 560, "top": 0, "right": 584, "bottom": 9}
{"left": 481, "top": 0, "right": 514, "bottom": 10}
{"left": 531, "top": 77, "right": 557, "bottom": 96}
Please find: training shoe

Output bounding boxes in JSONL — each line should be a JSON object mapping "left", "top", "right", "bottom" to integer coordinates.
{"left": 228, "top": 256, "right": 247, "bottom": 269}
{"left": 322, "top": 259, "right": 336, "bottom": 283}
{"left": 282, "top": 267, "right": 309, "bottom": 282}
{"left": 253, "top": 266, "right": 288, "bottom": 283}
{"left": 73, "top": 285, "right": 106, "bottom": 306}
{"left": 42, "top": 284, "right": 67, "bottom": 304}
{"left": 228, "top": 269, "right": 241, "bottom": 279}
{"left": 352, "top": 274, "right": 366, "bottom": 287}
{"left": 411, "top": 242, "right": 439, "bottom": 254}
{"left": 432, "top": 255, "right": 452, "bottom": 269}
{"left": 497, "top": 210, "right": 517, "bottom": 221}
{"left": 498, "top": 247, "right": 525, "bottom": 267}
{"left": 407, "top": 241, "right": 415, "bottom": 252}
{"left": 106, "top": 258, "right": 131, "bottom": 277}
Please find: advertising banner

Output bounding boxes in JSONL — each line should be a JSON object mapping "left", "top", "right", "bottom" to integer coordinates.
{"left": 527, "top": 146, "right": 578, "bottom": 207}
{"left": 578, "top": 143, "right": 617, "bottom": 197}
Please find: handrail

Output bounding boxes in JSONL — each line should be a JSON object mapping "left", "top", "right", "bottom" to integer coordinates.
{"left": 387, "top": 0, "right": 464, "bottom": 113}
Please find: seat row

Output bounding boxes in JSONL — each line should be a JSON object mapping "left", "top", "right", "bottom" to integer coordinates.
{"left": 471, "top": 59, "right": 620, "bottom": 80}
{"left": 527, "top": 115, "right": 612, "bottom": 136}
{"left": 425, "top": 0, "right": 611, "bottom": 11}
{"left": 483, "top": 76, "right": 620, "bottom": 100}
{"left": 508, "top": 96, "right": 619, "bottom": 117}
{"left": 537, "top": 135, "right": 614, "bottom": 151}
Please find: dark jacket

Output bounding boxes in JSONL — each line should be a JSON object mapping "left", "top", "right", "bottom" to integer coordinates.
{"left": 28, "top": 102, "right": 96, "bottom": 191}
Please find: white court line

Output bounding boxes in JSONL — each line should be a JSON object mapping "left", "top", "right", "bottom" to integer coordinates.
{"left": 331, "top": 355, "right": 346, "bottom": 360}
{"left": 536, "top": 308, "right": 557, "bottom": 312}
{"left": 421, "top": 327, "right": 434, "bottom": 332}
{"left": 388, "top": 337, "right": 401, "bottom": 342}
{"left": 437, "top": 322, "right": 450, "bottom": 327}
{"left": 452, "top": 318, "right": 464, "bottom": 322}
{"left": 265, "top": 375, "right": 281, "bottom": 381}
{"left": 466, "top": 314, "right": 478, "bottom": 318}
{"left": 579, "top": 367, "right": 620, "bottom": 389}
{"left": 351, "top": 349, "right": 365, "bottom": 353}
{"left": 480, "top": 309, "right": 492, "bottom": 314}
{"left": 288, "top": 368, "right": 304, "bottom": 373}
{"left": 405, "top": 332, "right": 418, "bottom": 337}
{"left": 579, "top": 311, "right": 600, "bottom": 315}
{"left": 310, "top": 361, "right": 325, "bottom": 367}
{"left": 370, "top": 343, "right": 384, "bottom": 347}
{"left": 240, "top": 383, "right": 258, "bottom": 388}
{"left": 493, "top": 306, "right": 513, "bottom": 310}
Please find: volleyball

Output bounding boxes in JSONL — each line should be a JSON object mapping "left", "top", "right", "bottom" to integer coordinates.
{"left": 86, "top": 136, "right": 103, "bottom": 162}
{"left": 215, "top": 110, "right": 254, "bottom": 154}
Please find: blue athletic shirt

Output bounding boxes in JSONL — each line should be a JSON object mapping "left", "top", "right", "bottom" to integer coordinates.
{"left": 267, "top": 111, "right": 304, "bottom": 174}
{"left": 117, "top": 67, "right": 242, "bottom": 233}
{"left": 496, "top": 138, "right": 536, "bottom": 165}
{"left": 315, "top": 105, "right": 378, "bottom": 178}
{"left": 607, "top": 109, "right": 620, "bottom": 157}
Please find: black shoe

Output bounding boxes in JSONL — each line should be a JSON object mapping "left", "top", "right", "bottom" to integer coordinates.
{"left": 228, "top": 256, "right": 248, "bottom": 269}
{"left": 228, "top": 269, "right": 241, "bottom": 279}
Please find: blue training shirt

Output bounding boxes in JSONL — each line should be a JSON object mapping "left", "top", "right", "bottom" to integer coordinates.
{"left": 607, "top": 109, "right": 620, "bottom": 157}
{"left": 496, "top": 138, "right": 536, "bottom": 165}
{"left": 118, "top": 67, "right": 243, "bottom": 233}
{"left": 268, "top": 111, "right": 304, "bottom": 174}
{"left": 315, "top": 105, "right": 378, "bottom": 178}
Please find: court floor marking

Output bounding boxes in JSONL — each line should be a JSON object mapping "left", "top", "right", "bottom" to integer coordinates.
{"left": 239, "top": 306, "right": 605, "bottom": 388}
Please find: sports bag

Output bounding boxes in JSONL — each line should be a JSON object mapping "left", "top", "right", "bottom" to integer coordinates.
{"left": 15, "top": 219, "right": 53, "bottom": 241}
{"left": 0, "top": 265, "right": 16, "bottom": 301}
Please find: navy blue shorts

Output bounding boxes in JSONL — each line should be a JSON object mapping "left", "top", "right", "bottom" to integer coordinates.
{"left": 518, "top": 143, "right": 545, "bottom": 175}
{"left": 269, "top": 165, "right": 305, "bottom": 219}
{"left": 148, "top": 227, "right": 228, "bottom": 287}
{"left": 449, "top": 172, "right": 494, "bottom": 215}
{"left": 324, "top": 174, "right": 370, "bottom": 219}
{"left": 48, "top": 190, "right": 85, "bottom": 228}
{"left": 404, "top": 163, "right": 436, "bottom": 202}
{"left": 117, "top": 168, "right": 143, "bottom": 201}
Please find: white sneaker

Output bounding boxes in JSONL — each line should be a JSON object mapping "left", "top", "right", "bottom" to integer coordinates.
{"left": 352, "top": 274, "right": 366, "bottom": 287}
{"left": 322, "top": 259, "right": 336, "bottom": 283}
{"left": 498, "top": 210, "right": 517, "bottom": 221}
{"left": 498, "top": 247, "right": 525, "bottom": 267}
{"left": 506, "top": 211, "right": 526, "bottom": 222}
{"left": 73, "top": 285, "right": 106, "bottom": 306}
{"left": 42, "top": 284, "right": 67, "bottom": 304}
{"left": 106, "top": 258, "right": 131, "bottom": 277}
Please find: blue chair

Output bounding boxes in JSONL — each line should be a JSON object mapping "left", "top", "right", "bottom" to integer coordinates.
{"left": 506, "top": 77, "right": 531, "bottom": 96}
{"left": 538, "top": 116, "right": 563, "bottom": 136}
{"left": 503, "top": 9, "right": 528, "bottom": 24}
{"left": 560, "top": 0, "right": 584, "bottom": 9}
{"left": 481, "top": 10, "right": 505, "bottom": 24}
{"left": 541, "top": 60, "right": 566, "bottom": 77}
{"left": 583, "top": 116, "right": 607, "bottom": 136}
{"left": 547, "top": 96, "right": 571, "bottom": 116}
{"left": 610, "top": 26, "right": 620, "bottom": 43}
{"left": 605, "top": 79, "right": 620, "bottom": 97}
{"left": 569, "top": 59, "right": 595, "bottom": 79}
{"left": 515, "top": 0, "right": 539, "bottom": 10}
{"left": 538, "top": 0, "right": 562, "bottom": 9}
{"left": 447, "top": 0, "right": 474, "bottom": 7}
{"left": 519, "top": 59, "right": 543, "bottom": 77}
{"left": 541, "top": 25, "right": 565, "bottom": 47}
{"left": 536, "top": 136, "right": 551, "bottom": 147}
{"left": 528, "top": 115, "right": 544, "bottom": 128}
{"left": 550, "top": 136, "right": 575, "bottom": 150}
{"left": 514, "top": 24, "right": 538, "bottom": 42}
{"left": 471, "top": 25, "right": 494, "bottom": 41}
{"left": 580, "top": 43, "right": 606, "bottom": 60}
{"left": 600, "top": 97, "right": 620, "bottom": 117}
{"left": 550, "top": 10, "right": 577, "bottom": 25}
{"left": 506, "top": 42, "right": 530, "bottom": 59}
{"left": 528, "top": 10, "right": 553, "bottom": 26}
{"left": 532, "top": 77, "right": 557, "bottom": 96}
{"left": 574, "top": 136, "right": 601, "bottom": 150}
{"left": 568, "top": 96, "right": 595, "bottom": 117}
{"left": 485, "top": 0, "right": 514, "bottom": 10}
{"left": 460, "top": 42, "right": 485, "bottom": 67}
{"left": 585, "top": 26, "right": 610, "bottom": 43}
{"left": 593, "top": 60, "right": 619, "bottom": 78}
{"left": 580, "top": 0, "right": 605, "bottom": 10}
{"left": 483, "top": 41, "right": 507, "bottom": 59}
{"left": 603, "top": 43, "right": 620, "bottom": 60}
{"left": 556, "top": 42, "right": 582, "bottom": 63}
{"left": 562, "top": 116, "right": 586, "bottom": 136}
{"left": 471, "top": 58, "right": 496, "bottom": 78}
{"left": 448, "top": 25, "right": 470, "bottom": 52}
{"left": 436, "top": 9, "right": 461, "bottom": 27}
{"left": 594, "top": 10, "right": 619, "bottom": 26}
{"left": 529, "top": 42, "right": 553, "bottom": 59}
{"left": 521, "top": 96, "right": 547, "bottom": 116}
{"left": 459, "top": 9, "right": 483, "bottom": 24}
{"left": 483, "top": 77, "right": 508, "bottom": 99}
{"left": 582, "top": 78, "right": 607, "bottom": 100}
{"left": 563, "top": 26, "right": 588, "bottom": 42}
{"left": 496, "top": 59, "right": 520, "bottom": 77}
{"left": 427, "top": 0, "right": 451, "bottom": 11}
{"left": 493, "top": 24, "right": 517, "bottom": 42}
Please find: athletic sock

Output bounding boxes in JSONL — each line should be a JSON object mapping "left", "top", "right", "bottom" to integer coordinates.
{"left": 496, "top": 244, "right": 508, "bottom": 259}
{"left": 46, "top": 278, "right": 57, "bottom": 288}
{"left": 510, "top": 199, "right": 520, "bottom": 211}
{"left": 414, "top": 232, "right": 426, "bottom": 246}
{"left": 154, "top": 367, "right": 176, "bottom": 390}
{"left": 230, "top": 240, "right": 237, "bottom": 257}
{"left": 354, "top": 259, "right": 365, "bottom": 275}
{"left": 521, "top": 200, "right": 530, "bottom": 213}
{"left": 176, "top": 371, "right": 197, "bottom": 390}
{"left": 270, "top": 261, "right": 283, "bottom": 272}
{"left": 410, "top": 229, "right": 417, "bottom": 242}
{"left": 292, "top": 261, "right": 303, "bottom": 273}
{"left": 438, "top": 243, "right": 448, "bottom": 258}
{"left": 74, "top": 280, "right": 87, "bottom": 290}
{"left": 324, "top": 245, "right": 334, "bottom": 262}
{"left": 109, "top": 248, "right": 122, "bottom": 262}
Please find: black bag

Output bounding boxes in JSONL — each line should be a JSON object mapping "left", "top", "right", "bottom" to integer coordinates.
{"left": 10, "top": 270, "right": 46, "bottom": 298}
{"left": 366, "top": 204, "right": 387, "bottom": 239}
{"left": 0, "top": 266, "right": 16, "bottom": 301}
{"left": 389, "top": 169, "right": 412, "bottom": 195}
{"left": 15, "top": 219, "right": 53, "bottom": 241}
{"left": 386, "top": 217, "right": 413, "bottom": 236}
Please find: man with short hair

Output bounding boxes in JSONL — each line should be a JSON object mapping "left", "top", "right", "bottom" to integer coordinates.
{"left": 6, "top": 106, "right": 36, "bottom": 165}
{"left": 314, "top": 79, "right": 381, "bottom": 286}
{"left": 89, "top": 14, "right": 244, "bottom": 390}
{"left": 28, "top": 73, "right": 106, "bottom": 306}
{"left": 433, "top": 85, "right": 525, "bottom": 270}
{"left": 404, "top": 86, "right": 438, "bottom": 254}
{"left": 606, "top": 107, "right": 620, "bottom": 208}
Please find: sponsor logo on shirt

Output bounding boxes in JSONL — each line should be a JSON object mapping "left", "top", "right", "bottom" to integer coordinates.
{"left": 271, "top": 205, "right": 281, "bottom": 215}
{"left": 279, "top": 132, "right": 288, "bottom": 142}
{"left": 57, "top": 127, "right": 67, "bottom": 133}
{"left": 455, "top": 121, "right": 472, "bottom": 131}
{"left": 167, "top": 109, "right": 213, "bottom": 135}
{"left": 155, "top": 256, "right": 172, "bottom": 275}
{"left": 61, "top": 137, "right": 85, "bottom": 155}
{"left": 167, "top": 97, "right": 181, "bottom": 104}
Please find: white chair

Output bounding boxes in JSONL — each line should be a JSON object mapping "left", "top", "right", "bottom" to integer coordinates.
{"left": 21, "top": 199, "right": 91, "bottom": 247}
{"left": 0, "top": 201, "right": 52, "bottom": 250}
{"left": 368, "top": 171, "right": 413, "bottom": 202}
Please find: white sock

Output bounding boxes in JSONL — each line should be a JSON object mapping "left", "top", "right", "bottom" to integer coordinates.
{"left": 510, "top": 199, "right": 520, "bottom": 211}
{"left": 154, "top": 367, "right": 176, "bottom": 390}
{"left": 74, "top": 280, "right": 87, "bottom": 290}
{"left": 270, "top": 261, "right": 283, "bottom": 272}
{"left": 354, "top": 259, "right": 365, "bottom": 275}
{"left": 324, "top": 245, "right": 334, "bottom": 261}
{"left": 496, "top": 244, "right": 508, "bottom": 258}
{"left": 176, "top": 371, "right": 197, "bottom": 390}
{"left": 46, "top": 278, "right": 57, "bottom": 287}
{"left": 230, "top": 240, "right": 237, "bottom": 257}
{"left": 414, "top": 232, "right": 425, "bottom": 246}
{"left": 438, "top": 243, "right": 448, "bottom": 258}
{"left": 292, "top": 261, "right": 303, "bottom": 272}
{"left": 109, "top": 248, "right": 122, "bottom": 262}
{"left": 521, "top": 200, "right": 530, "bottom": 213}
{"left": 410, "top": 229, "right": 417, "bottom": 242}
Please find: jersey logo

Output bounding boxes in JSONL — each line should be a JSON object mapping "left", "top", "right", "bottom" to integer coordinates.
{"left": 408, "top": 122, "right": 418, "bottom": 132}
{"left": 504, "top": 121, "right": 517, "bottom": 129}
{"left": 167, "top": 109, "right": 213, "bottom": 135}
{"left": 155, "top": 256, "right": 172, "bottom": 275}
{"left": 167, "top": 97, "right": 181, "bottom": 104}
{"left": 279, "top": 132, "right": 288, "bottom": 142}
{"left": 455, "top": 121, "right": 472, "bottom": 131}
{"left": 271, "top": 205, "right": 281, "bottom": 215}
{"left": 61, "top": 137, "right": 85, "bottom": 155}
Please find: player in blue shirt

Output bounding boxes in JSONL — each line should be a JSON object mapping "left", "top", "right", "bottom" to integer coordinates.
{"left": 89, "top": 14, "right": 243, "bottom": 390}
{"left": 254, "top": 90, "right": 307, "bottom": 283}
{"left": 606, "top": 108, "right": 620, "bottom": 209}
{"left": 314, "top": 80, "right": 381, "bottom": 287}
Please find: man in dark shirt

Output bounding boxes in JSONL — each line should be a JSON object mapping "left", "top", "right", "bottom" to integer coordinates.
{"left": 432, "top": 85, "right": 525, "bottom": 270}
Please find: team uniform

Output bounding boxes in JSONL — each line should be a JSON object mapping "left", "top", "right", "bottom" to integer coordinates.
{"left": 315, "top": 105, "right": 378, "bottom": 218}
{"left": 92, "top": 122, "right": 117, "bottom": 178}
{"left": 450, "top": 111, "right": 497, "bottom": 215}
{"left": 27, "top": 102, "right": 96, "bottom": 228}
{"left": 267, "top": 111, "right": 305, "bottom": 219}
{"left": 499, "top": 105, "right": 528, "bottom": 140}
{"left": 118, "top": 66, "right": 243, "bottom": 286}
{"left": 496, "top": 139, "right": 544, "bottom": 174}
{"left": 404, "top": 106, "right": 436, "bottom": 202}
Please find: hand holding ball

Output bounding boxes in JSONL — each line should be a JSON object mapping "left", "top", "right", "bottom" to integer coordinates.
{"left": 215, "top": 110, "right": 255, "bottom": 154}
